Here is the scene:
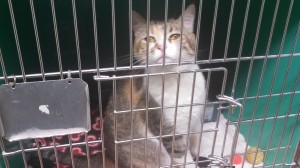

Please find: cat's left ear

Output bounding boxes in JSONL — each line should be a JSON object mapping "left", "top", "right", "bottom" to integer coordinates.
{"left": 132, "top": 11, "right": 146, "bottom": 31}
{"left": 178, "top": 4, "right": 196, "bottom": 32}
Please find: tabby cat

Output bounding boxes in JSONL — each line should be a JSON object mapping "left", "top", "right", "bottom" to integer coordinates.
{"left": 27, "top": 4, "right": 206, "bottom": 168}
{"left": 104, "top": 4, "right": 206, "bottom": 168}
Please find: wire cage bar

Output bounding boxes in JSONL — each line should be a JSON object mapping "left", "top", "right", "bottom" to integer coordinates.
{"left": 0, "top": 0, "right": 299, "bottom": 168}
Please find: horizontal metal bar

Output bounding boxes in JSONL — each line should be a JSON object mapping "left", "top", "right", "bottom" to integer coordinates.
{"left": 4, "top": 139, "right": 290, "bottom": 167}
{"left": 236, "top": 91, "right": 300, "bottom": 101}
{"left": 159, "top": 161, "right": 199, "bottom": 168}
{"left": 114, "top": 101, "right": 221, "bottom": 114}
{"left": 2, "top": 139, "right": 102, "bottom": 156}
{"left": 284, "top": 162, "right": 297, "bottom": 166}
{"left": 95, "top": 67, "right": 227, "bottom": 81}
{"left": 115, "top": 128, "right": 219, "bottom": 144}
{"left": 219, "top": 91, "right": 300, "bottom": 110}
{"left": 231, "top": 146, "right": 290, "bottom": 157}
{"left": 0, "top": 53, "right": 299, "bottom": 81}
{"left": 229, "top": 113, "right": 299, "bottom": 124}
{"left": 255, "top": 162, "right": 295, "bottom": 168}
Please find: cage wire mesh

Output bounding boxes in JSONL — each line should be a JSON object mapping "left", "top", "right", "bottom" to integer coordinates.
{"left": 0, "top": 0, "right": 299, "bottom": 167}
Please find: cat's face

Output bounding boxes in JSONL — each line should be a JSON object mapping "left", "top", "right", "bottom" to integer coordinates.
{"left": 133, "top": 5, "right": 196, "bottom": 65}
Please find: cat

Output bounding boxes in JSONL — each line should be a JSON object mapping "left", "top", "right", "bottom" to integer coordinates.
{"left": 103, "top": 4, "right": 207, "bottom": 168}
{"left": 26, "top": 4, "right": 206, "bottom": 168}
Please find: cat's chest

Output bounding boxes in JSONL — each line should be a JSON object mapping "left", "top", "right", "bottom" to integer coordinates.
{"left": 146, "top": 65, "right": 206, "bottom": 106}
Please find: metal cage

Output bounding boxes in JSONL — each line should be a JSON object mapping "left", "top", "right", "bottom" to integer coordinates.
{"left": 0, "top": 0, "right": 299, "bottom": 167}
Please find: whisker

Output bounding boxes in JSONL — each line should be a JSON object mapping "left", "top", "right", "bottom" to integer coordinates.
{"left": 115, "top": 50, "right": 209, "bottom": 66}
{"left": 133, "top": 58, "right": 146, "bottom": 65}
{"left": 110, "top": 53, "right": 143, "bottom": 65}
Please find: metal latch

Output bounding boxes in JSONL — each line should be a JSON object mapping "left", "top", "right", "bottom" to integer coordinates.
{"left": 207, "top": 155, "right": 235, "bottom": 168}
{"left": 216, "top": 95, "right": 243, "bottom": 109}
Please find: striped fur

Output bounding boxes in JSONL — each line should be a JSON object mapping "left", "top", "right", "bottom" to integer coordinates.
{"left": 104, "top": 4, "right": 206, "bottom": 168}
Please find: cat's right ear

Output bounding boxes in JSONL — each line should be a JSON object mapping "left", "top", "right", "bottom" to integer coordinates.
{"left": 177, "top": 4, "right": 196, "bottom": 33}
{"left": 132, "top": 11, "right": 146, "bottom": 30}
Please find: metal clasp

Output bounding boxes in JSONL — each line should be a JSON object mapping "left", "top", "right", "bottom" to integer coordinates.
{"left": 216, "top": 95, "right": 243, "bottom": 112}
{"left": 208, "top": 155, "right": 235, "bottom": 168}
{"left": 216, "top": 95, "right": 242, "bottom": 108}
{"left": 9, "top": 74, "right": 16, "bottom": 89}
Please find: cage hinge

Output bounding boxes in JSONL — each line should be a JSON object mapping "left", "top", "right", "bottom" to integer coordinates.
{"left": 216, "top": 95, "right": 243, "bottom": 111}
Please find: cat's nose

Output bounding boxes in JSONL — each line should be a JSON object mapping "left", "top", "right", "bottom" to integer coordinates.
{"left": 157, "top": 44, "right": 166, "bottom": 52}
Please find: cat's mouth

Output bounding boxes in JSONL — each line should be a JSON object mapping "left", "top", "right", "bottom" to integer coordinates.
{"left": 155, "top": 56, "right": 174, "bottom": 64}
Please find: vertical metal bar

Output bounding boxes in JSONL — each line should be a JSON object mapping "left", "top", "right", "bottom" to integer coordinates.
{"left": 71, "top": 0, "right": 82, "bottom": 79}
{"left": 129, "top": 0, "right": 133, "bottom": 69}
{"left": 67, "top": 135, "right": 75, "bottom": 168}
{"left": 19, "top": 141, "right": 28, "bottom": 168}
{"left": 240, "top": 0, "right": 266, "bottom": 105}
{"left": 50, "top": 0, "right": 63, "bottom": 79}
{"left": 204, "top": 76, "right": 215, "bottom": 161}
{"left": 220, "top": 107, "right": 231, "bottom": 157}
{"left": 214, "top": 98, "right": 243, "bottom": 166}
{"left": 91, "top": 0, "right": 105, "bottom": 167}
{"left": 158, "top": 3, "right": 168, "bottom": 163}
{"left": 214, "top": 69, "right": 229, "bottom": 158}
{"left": 144, "top": 74, "right": 150, "bottom": 168}
{"left": 196, "top": 68, "right": 227, "bottom": 160}
{"left": 52, "top": 137, "right": 60, "bottom": 168}
{"left": 194, "top": 0, "right": 203, "bottom": 64}
{"left": 270, "top": 20, "right": 300, "bottom": 168}
{"left": 111, "top": 0, "right": 117, "bottom": 70}
{"left": 237, "top": 1, "right": 288, "bottom": 164}
{"left": 229, "top": 107, "right": 243, "bottom": 167}
{"left": 34, "top": 139, "right": 44, "bottom": 168}
{"left": 130, "top": 77, "right": 133, "bottom": 168}
{"left": 158, "top": 74, "right": 165, "bottom": 168}
{"left": 273, "top": 69, "right": 300, "bottom": 167}
{"left": 7, "top": 0, "right": 26, "bottom": 82}
{"left": 113, "top": 78, "right": 118, "bottom": 168}
{"left": 208, "top": 0, "right": 219, "bottom": 62}
{"left": 247, "top": 0, "right": 281, "bottom": 101}
{"left": 233, "top": 3, "right": 282, "bottom": 156}
{"left": 178, "top": 0, "right": 185, "bottom": 65}
{"left": 85, "top": 133, "right": 91, "bottom": 168}
{"left": 146, "top": 0, "right": 150, "bottom": 68}
{"left": 237, "top": 1, "right": 268, "bottom": 167}
{"left": 0, "top": 49, "right": 8, "bottom": 84}
{"left": 183, "top": 71, "right": 196, "bottom": 166}
{"left": 245, "top": 0, "right": 295, "bottom": 167}
{"left": 0, "top": 138, "right": 10, "bottom": 167}
{"left": 29, "top": 0, "right": 45, "bottom": 81}
{"left": 194, "top": 70, "right": 211, "bottom": 165}
{"left": 163, "top": 0, "right": 168, "bottom": 66}
{"left": 223, "top": 0, "right": 235, "bottom": 60}
{"left": 92, "top": 0, "right": 100, "bottom": 75}
{"left": 75, "top": 2, "right": 92, "bottom": 163}
{"left": 230, "top": 0, "right": 251, "bottom": 97}
{"left": 98, "top": 80, "right": 105, "bottom": 168}
{"left": 220, "top": 69, "right": 228, "bottom": 98}
{"left": 281, "top": 107, "right": 300, "bottom": 168}
{"left": 170, "top": 73, "right": 181, "bottom": 167}
{"left": 249, "top": 0, "right": 265, "bottom": 63}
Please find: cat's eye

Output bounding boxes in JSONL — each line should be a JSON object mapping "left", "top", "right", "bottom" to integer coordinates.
{"left": 169, "top": 34, "right": 181, "bottom": 40}
{"left": 144, "top": 36, "right": 156, "bottom": 43}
